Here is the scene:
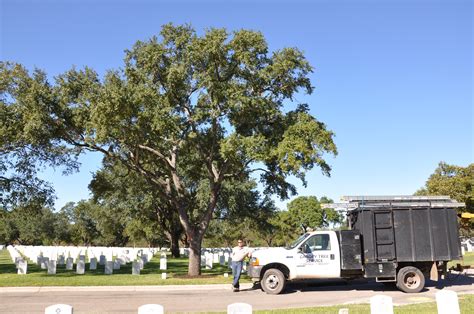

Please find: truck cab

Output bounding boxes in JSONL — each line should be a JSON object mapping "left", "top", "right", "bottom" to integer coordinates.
{"left": 249, "top": 231, "right": 342, "bottom": 294}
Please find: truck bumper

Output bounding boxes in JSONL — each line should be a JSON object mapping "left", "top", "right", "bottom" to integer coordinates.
{"left": 248, "top": 265, "right": 263, "bottom": 279}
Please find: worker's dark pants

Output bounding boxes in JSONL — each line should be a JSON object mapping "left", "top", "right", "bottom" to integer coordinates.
{"left": 231, "top": 260, "right": 243, "bottom": 288}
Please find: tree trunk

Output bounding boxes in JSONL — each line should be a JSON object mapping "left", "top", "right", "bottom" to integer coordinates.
{"left": 187, "top": 232, "right": 203, "bottom": 276}
{"left": 170, "top": 229, "right": 181, "bottom": 258}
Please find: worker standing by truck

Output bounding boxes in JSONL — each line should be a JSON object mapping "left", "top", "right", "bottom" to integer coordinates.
{"left": 231, "top": 239, "right": 252, "bottom": 292}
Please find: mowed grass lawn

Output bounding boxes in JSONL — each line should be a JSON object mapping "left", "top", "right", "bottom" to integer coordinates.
{"left": 449, "top": 252, "right": 474, "bottom": 269}
{"left": 244, "top": 294, "right": 474, "bottom": 314}
{"left": 0, "top": 249, "right": 249, "bottom": 286}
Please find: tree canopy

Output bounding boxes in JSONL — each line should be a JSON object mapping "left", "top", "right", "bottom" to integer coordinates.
{"left": 416, "top": 161, "right": 473, "bottom": 235}
{"left": 0, "top": 24, "right": 337, "bottom": 275}
{"left": 0, "top": 63, "right": 78, "bottom": 210}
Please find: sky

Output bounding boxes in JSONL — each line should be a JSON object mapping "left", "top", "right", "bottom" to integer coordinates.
{"left": 1, "top": 0, "right": 472, "bottom": 211}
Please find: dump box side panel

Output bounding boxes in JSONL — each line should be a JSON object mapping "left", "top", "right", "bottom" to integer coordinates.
{"left": 393, "top": 209, "right": 433, "bottom": 261}
{"left": 350, "top": 207, "right": 461, "bottom": 263}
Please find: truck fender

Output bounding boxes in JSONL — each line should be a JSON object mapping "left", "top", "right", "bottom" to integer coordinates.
{"left": 260, "top": 263, "right": 290, "bottom": 280}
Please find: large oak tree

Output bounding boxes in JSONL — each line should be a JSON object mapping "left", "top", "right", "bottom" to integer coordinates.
{"left": 0, "top": 24, "right": 337, "bottom": 275}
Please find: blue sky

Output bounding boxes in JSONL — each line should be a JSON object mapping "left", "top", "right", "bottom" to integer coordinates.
{"left": 1, "top": 0, "right": 472, "bottom": 211}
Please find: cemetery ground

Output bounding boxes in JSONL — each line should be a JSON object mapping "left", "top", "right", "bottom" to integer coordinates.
{"left": 1, "top": 248, "right": 473, "bottom": 313}
{"left": 0, "top": 249, "right": 247, "bottom": 286}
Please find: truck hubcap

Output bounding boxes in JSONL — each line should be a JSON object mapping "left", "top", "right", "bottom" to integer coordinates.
{"left": 404, "top": 272, "right": 420, "bottom": 289}
{"left": 266, "top": 274, "right": 279, "bottom": 289}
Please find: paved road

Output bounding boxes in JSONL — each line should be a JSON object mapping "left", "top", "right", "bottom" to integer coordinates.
{"left": 1, "top": 275, "right": 473, "bottom": 313}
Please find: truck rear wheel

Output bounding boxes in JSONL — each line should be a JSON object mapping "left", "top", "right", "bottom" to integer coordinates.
{"left": 261, "top": 268, "right": 286, "bottom": 294}
{"left": 396, "top": 266, "right": 425, "bottom": 293}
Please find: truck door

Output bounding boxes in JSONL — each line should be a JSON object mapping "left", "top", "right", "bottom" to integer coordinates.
{"left": 296, "top": 232, "right": 340, "bottom": 279}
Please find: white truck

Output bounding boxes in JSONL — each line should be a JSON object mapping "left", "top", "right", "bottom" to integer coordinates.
{"left": 248, "top": 196, "right": 464, "bottom": 294}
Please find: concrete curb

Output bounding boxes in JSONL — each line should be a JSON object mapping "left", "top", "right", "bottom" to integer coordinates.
{"left": 0, "top": 283, "right": 254, "bottom": 293}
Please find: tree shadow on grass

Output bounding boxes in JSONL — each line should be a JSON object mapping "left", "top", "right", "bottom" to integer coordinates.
{"left": 0, "top": 262, "right": 17, "bottom": 274}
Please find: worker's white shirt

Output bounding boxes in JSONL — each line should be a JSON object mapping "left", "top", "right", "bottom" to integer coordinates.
{"left": 232, "top": 246, "right": 252, "bottom": 262}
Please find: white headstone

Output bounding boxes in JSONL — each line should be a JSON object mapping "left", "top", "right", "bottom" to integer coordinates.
{"left": 66, "top": 257, "right": 74, "bottom": 270}
{"left": 17, "top": 260, "right": 27, "bottom": 275}
{"left": 76, "top": 260, "right": 85, "bottom": 275}
{"left": 41, "top": 257, "right": 49, "bottom": 270}
{"left": 160, "top": 256, "right": 167, "bottom": 270}
{"left": 370, "top": 295, "right": 393, "bottom": 314}
{"left": 99, "top": 254, "right": 106, "bottom": 265}
{"left": 37, "top": 255, "right": 43, "bottom": 266}
{"left": 44, "top": 303, "right": 73, "bottom": 314}
{"left": 132, "top": 261, "right": 140, "bottom": 275}
{"left": 205, "top": 254, "right": 213, "bottom": 269}
{"left": 200, "top": 255, "right": 206, "bottom": 267}
{"left": 224, "top": 272, "right": 229, "bottom": 278}
{"left": 213, "top": 253, "right": 219, "bottom": 263}
{"left": 105, "top": 261, "right": 113, "bottom": 275}
{"left": 139, "top": 258, "right": 144, "bottom": 270}
{"left": 436, "top": 290, "right": 460, "bottom": 314}
{"left": 58, "top": 255, "right": 65, "bottom": 265}
{"left": 227, "top": 302, "right": 252, "bottom": 314}
{"left": 113, "top": 259, "right": 121, "bottom": 270}
{"left": 15, "top": 256, "right": 22, "bottom": 268}
{"left": 106, "top": 251, "right": 113, "bottom": 262}
{"left": 161, "top": 272, "right": 167, "bottom": 280}
{"left": 89, "top": 257, "right": 97, "bottom": 270}
{"left": 138, "top": 304, "right": 164, "bottom": 314}
{"left": 219, "top": 254, "right": 226, "bottom": 265}
{"left": 47, "top": 260, "right": 57, "bottom": 275}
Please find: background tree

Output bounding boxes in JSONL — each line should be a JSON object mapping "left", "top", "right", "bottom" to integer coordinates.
{"left": 0, "top": 24, "right": 337, "bottom": 275}
{"left": 204, "top": 183, "right": 278, "bottom": 247}
{"left": 63, "top": 201, "right": 100, "bottom": 246}
{"left": 416, "top": 161, "right": 473, "bottom": 235}
{"left": 0, "top": 204, "right": 67, "bottom": 245}
{"left": 89, "top": 163, "right": 183, "bottom": 254}
{"left": 274, "top": 196, "right": 340, "bottom": 245}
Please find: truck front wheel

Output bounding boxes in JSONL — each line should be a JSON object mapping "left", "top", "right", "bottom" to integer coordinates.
{"left": 396, "top": 266, "right": 425, "bottom": 293}
{"left": 261, "top": 268, "right": 286, "bottom": 294}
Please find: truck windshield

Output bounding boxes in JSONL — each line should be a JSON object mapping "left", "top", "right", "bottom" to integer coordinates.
{"left": 285, "top": 233, "right": 310, "bottom": 250}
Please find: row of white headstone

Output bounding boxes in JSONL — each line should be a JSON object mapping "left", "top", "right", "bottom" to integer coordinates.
{"left": 9, "top": 245, "right": 156, "bottom": 275}
{"left": 8, "top": 245, "right": 257, "bottom": 275}
{"left": 367, "top": 290, "right": 460, "bottom": 314}
{"left": 44, "top": 302, "right": 252, "bottom": 314}
{"left": 200, "top": 251, "right": 232, "bottom": 269}
{"left": 42, "top": 290, "right": 462, "bottom": 314}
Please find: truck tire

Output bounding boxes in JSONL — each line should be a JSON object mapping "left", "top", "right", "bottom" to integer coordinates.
{"left": 396, "top": 266, "right": 425, "bottom": 293}
{"left": 261, "top": 268, "right": 286, "bottom": 294}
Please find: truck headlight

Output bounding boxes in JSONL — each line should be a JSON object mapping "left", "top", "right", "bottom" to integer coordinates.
{"left": 250, "top": 257, "right": 259, "bottom": 266}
